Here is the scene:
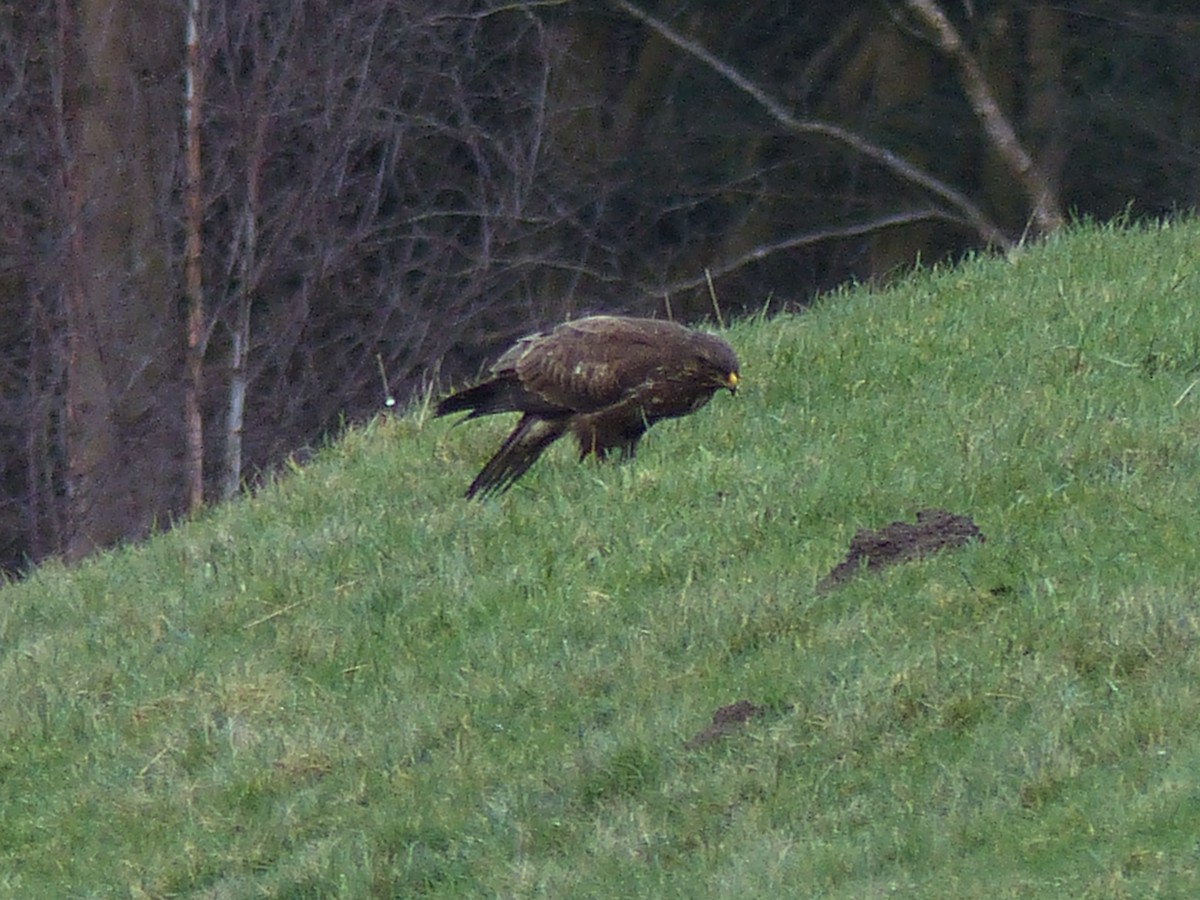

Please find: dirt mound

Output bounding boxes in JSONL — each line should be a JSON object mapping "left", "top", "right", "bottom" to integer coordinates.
{"left": 818, "top": 508, "right": 984, "bottom": 591}
{"left": 684, "top": 700, "right": 768, "bottom": 749}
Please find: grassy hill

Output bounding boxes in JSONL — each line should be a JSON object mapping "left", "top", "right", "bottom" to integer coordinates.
{"left": 4, "top": 220, "right": 1200, "bottom": 897}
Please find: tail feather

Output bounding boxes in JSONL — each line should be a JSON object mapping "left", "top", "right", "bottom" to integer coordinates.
{"left": 467, "top": 414, "right": 567, "bottom": 499}
{"left": 435, "top": 377, "right": 523, "bottom": 420}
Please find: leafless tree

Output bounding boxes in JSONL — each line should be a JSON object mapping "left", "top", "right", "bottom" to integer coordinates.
{"left": 900, "top": 0, "right": 1064, "bottom": 235}
{"left": 197, "top": 1, "right": 586, "bottom": 486}
{"left": 610, "top": 0, "right": 1013, "bottom": 251}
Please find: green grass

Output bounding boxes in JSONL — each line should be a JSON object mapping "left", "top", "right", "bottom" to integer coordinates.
{"left": 4, "top": 219, "right": 1200, "bottom": 897}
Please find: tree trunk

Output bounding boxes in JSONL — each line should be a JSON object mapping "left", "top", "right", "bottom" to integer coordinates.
{"left": 183, "top": 0, "right": 206, "bottom": 513}
{"left": 62, "top": 0, "right": 184, "bottom": 560}
{"left": 223, "top": 156, "right": 261, "bottom": 502}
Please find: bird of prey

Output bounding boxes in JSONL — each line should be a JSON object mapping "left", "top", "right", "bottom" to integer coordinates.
{"left": 435, "top": 315, "right": 740, "bottom": 498}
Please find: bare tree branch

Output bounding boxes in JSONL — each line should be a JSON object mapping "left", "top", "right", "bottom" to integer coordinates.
{"left": 642, "top": 208, "right": 960, "bottom": 297}
{"left": 902, "top": 0, "right": 1065, "bottom": 235}
{"left": 609, "top": 0, "right": 1013, "bottom": 250}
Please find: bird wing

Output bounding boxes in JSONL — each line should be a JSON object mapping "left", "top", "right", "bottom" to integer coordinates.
{"left": 514, "top": 317, "right": 680, "bottom": 412}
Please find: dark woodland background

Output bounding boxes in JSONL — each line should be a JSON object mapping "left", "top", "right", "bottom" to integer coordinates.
{"left": 1, "top": 1, "right": 1198, "bottom": 572}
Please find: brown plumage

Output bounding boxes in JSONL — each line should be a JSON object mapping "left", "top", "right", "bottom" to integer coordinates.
{"left": 435, "top": 315, "right": 740, "bottom": 498}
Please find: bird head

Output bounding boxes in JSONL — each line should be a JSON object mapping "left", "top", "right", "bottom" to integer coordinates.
{"left": 693, "top": 333, "right": 740, "bottom": 395}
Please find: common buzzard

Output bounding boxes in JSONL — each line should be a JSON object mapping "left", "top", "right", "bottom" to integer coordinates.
{"left": 435, "top": 315, "right": 740, "bottom": 498}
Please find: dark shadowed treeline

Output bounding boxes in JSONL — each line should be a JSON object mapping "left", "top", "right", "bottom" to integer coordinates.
{"left": 1, "top": 1, "right": 1198, "bottom": 570}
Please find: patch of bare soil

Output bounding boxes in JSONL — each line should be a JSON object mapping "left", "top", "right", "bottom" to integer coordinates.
{"left": 684, "top": 700, "right": 768, "bottom": 750}
{"left": 818, "top": 508, "right": 985, "bottom": 592}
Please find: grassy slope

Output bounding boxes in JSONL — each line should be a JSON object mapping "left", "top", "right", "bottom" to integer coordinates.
{"left": 3, "top": 221, "right": 1200, "bottom": 897}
